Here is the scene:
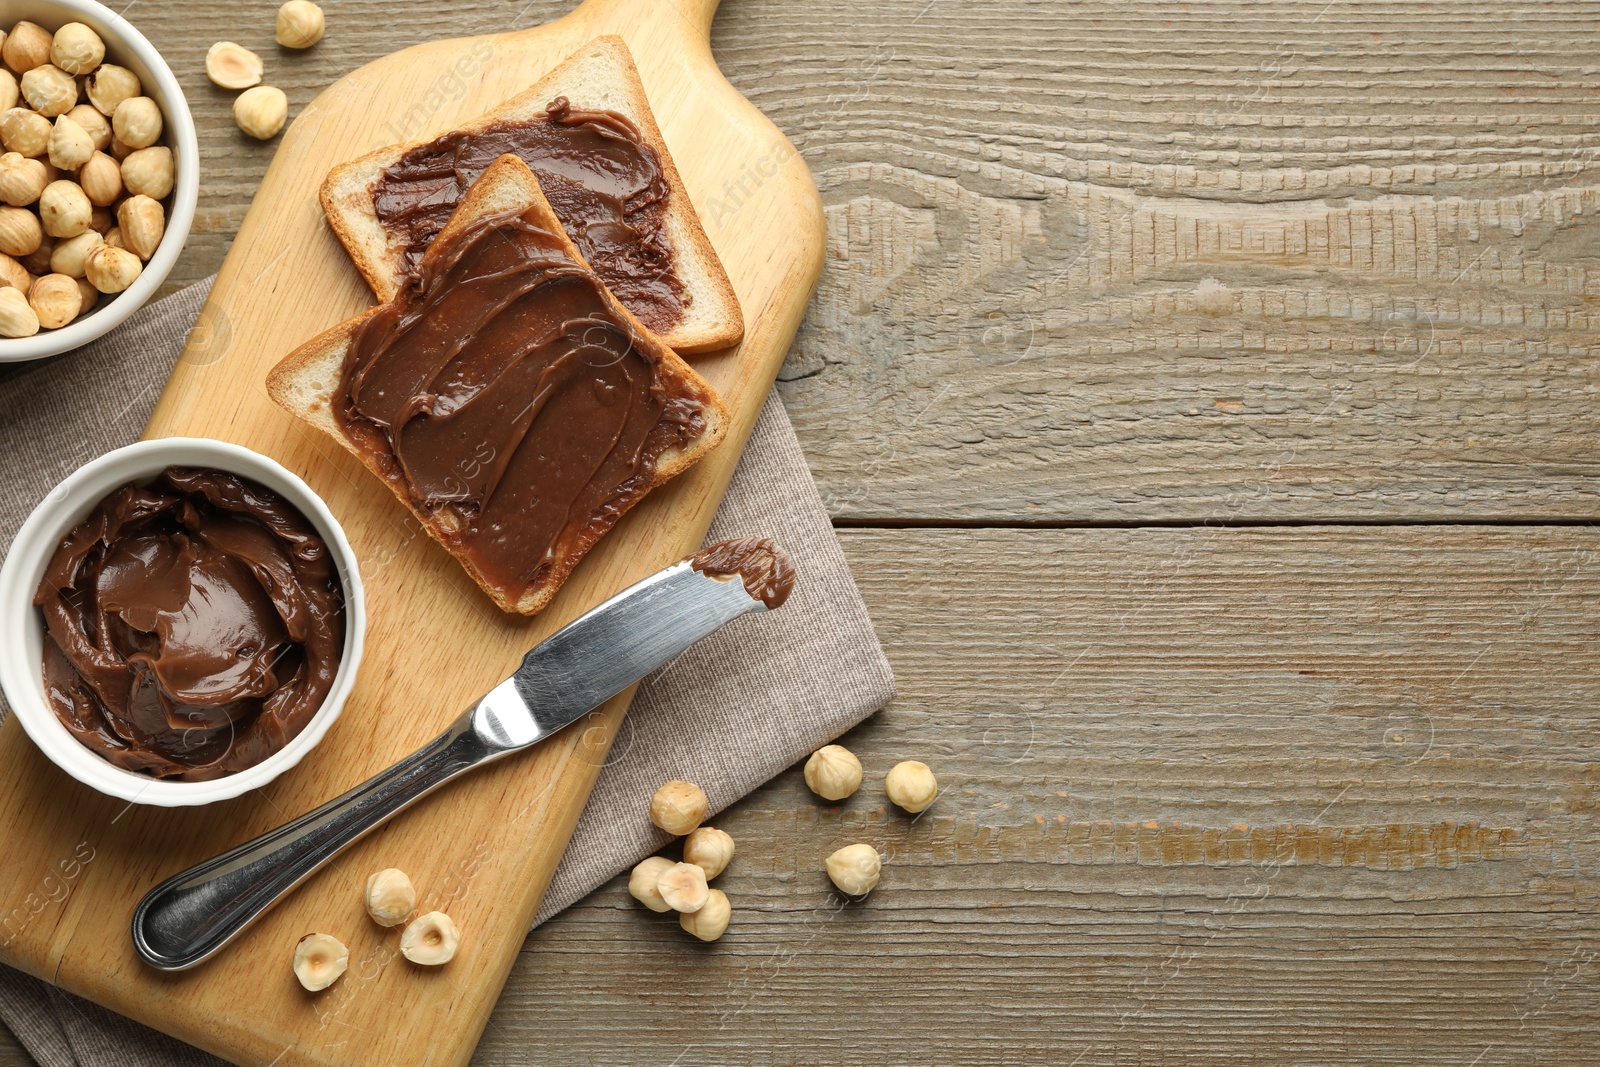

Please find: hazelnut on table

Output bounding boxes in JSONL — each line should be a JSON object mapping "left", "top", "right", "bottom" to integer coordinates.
{"left": 400, "top": 911, "right": 460, "bottom": 966}
{"left": 363, "top": 867, "right": 416, "bottom": 927}
{"left": 656, "top": 861, "right": 709, "bottom": 913}
{"left": 804, "top": 744, "right": 863, "bottom": 801}
{"left": 234, "top": 86, "right": 288, "bottom": 140}
{"left": 292, "top": 932, "right": 348, "bottom": 992}
{"left": 682, "top": 826, "right": 735, "bottom": 880}
{"left": 885, "top": 760, "right": 938, "bottom": 813}
{"left": 825, "top": 843, "right": 882, "bottom": 897}
{"left": 680, "top": 888, "right": 731, "bottom": 942}
{"left": 627, "top": 855, "right": 677, "bottom": 913}
{"left": 205, "top": 42, "right": 262, "bottom": 90}
{"left": 649, "top": 780, "right": 708, "bottom": 835}
{"left": 276, "top": 1, "right": 326, "bottom": 49}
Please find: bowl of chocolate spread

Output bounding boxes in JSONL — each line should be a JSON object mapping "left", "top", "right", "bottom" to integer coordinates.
{"left": 0, "top": 438, "right": 365, "bottom": 805}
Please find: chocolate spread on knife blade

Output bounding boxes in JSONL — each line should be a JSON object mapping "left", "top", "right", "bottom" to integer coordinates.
{"left": 371, "top": 98, "right": 688, "bottom": 334}
{"left": 35, "top": 467, "right": 345, "bottom": 781}
{"left": 690, "top": 537, "right": 796, "bottom": 609}
{"left": 332, "top": 205, "right": 713, "bottom": 601}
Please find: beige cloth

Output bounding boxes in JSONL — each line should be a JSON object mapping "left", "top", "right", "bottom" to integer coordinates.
{"left": 0, "top": 281, "right": 894, "bottom": 1067}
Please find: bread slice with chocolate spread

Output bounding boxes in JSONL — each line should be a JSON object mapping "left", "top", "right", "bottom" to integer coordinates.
{"left": 319, "top": 34, "right": 743, "bottom": 355}
{"left": 268, "top": 154, "right": 730, "bottom": 615}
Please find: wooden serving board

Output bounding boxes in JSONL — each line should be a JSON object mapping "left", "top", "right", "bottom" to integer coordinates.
{"left": 0, "top": 0, "right": 822, "bottom": 1063}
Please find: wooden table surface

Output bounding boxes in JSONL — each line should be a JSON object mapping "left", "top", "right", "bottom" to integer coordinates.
{"left": 5, "top": 0, "right": 1600, "bottom": 1063}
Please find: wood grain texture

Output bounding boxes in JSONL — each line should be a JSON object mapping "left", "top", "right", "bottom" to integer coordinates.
{"left": 0, "top": 0, "right": 823, "bottom": 1065}
{"left": 474, "top": 526, "right": 1600, "bottom": 1067}
{"left": 127, "top": 0, "right": 1600, "bottom": 523}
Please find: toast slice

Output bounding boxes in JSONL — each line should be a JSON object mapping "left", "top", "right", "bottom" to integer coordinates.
{"left": 269, "top": 154, "right": 730, "bottom": 615}
{"left": 319, "top": 34, "right": 743, "bottom": 355}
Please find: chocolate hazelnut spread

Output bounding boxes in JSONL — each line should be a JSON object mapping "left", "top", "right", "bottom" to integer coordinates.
{"left": 690, "top": 537, "right": 795, "bottom": 609}
{"left": 371, "top": 98, "right": 687, "bottom": 334}
{"left": 333, "top": 203, "right": 714, "bottom": 603}
{"left": 35, "top": 468, "right": 345, "bottom": 781}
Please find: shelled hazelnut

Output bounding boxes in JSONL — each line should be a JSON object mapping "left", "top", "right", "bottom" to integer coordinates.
{"left": 275, "top": 1, "right": 326, "bottom": 49}
{"left": 804, "top": 744, "right": 863, "bottom": 801}
{"left": 363, "top": 868, "right": 416, "bottom": 927}
{"left": 38, "top": 179, "right": 90, "bottom": 238}
{"left": 85, "top": 64, "right": 139, "bottom": 116}
{"left": 2, "top": 23, "right": 53, "bottom": 75}
{"left": 0, "top": 205, "right": 41, "bottom": 256}
{"left": 205, "top": 42, "right": 262, "bottom": 90}
{"left": 825, "top": 843, "right": 882, "bottom": 897}
{"left": 1, "top": 108, "right": 51, "bottom": 157}
{"left": 0, "top": 252, "right": 29, "bottom": 289}
{"left": 19, "top": 237, "right": 50, "bottom": 275}
{"left": 292, "top": 932, "right": 348, "bottom": 992}
{"left": 656, "top": 861, "right": 709, "bottom": 913}
{"left": 28, "top": 272, "right": 78, "bottom": 328}
{"left": 84, "top": 243, "right": 139, "bottom": 293}
{"left": 682, "top": 826, "right": 735, "bottom": 880}
{"left": 885, "top": 761, "right": 938, "bottom": 813}
{"left": 111, "top": 96, "right": 160, "bottom": 149}
{"left": 0, "top": 285, "right": 37, "bottom": 336}
{"left": 49, "top": 229, "right": 99, "bottom": 277}
{"left": 233, "top": 85, "right": 287, "bottom": 140}
{"left": 66, "top": 104, "right": 109, "bottom": 149}
{"left": 649, "top": 780, "right": 708, "bottom": 835}
{"left": 21, "top": 64, "right": 77, "bottom": 116}
{"left": 120, "top": 146, "right": 172, "bottom": 198}
{"left": 400, "top": 911, "right": 459, "bottom": 966}
{"left": 627, "top": 856, "right": 676, "bottom": 913}
{"left": 0, "top": 71, "right": 17, "bottom": 113}
{"left": 116, "top": 194, "right": 162, "bottom": 259}
{"left": 47, "top": 115, "right": 92, "bottom": 170}
{"left": 49, "top": 23, "right": 104, "bottom": 76}
{"left": 679, "top": 888, "right": 731, "bottom": 942}
{"left": 77, "top": 150, "right": 119, "bottom": 205}
{"left": 0, "top": 152, "right": 46, "bottom": 205}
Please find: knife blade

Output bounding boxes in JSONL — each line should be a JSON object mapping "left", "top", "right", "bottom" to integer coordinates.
{"left": 131, "top": 539, "right": 793, "bottom": 971}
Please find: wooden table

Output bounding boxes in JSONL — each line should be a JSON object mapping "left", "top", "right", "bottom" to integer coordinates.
{"left": 6, "top": 0, "right": 1599, "bottom": 1063}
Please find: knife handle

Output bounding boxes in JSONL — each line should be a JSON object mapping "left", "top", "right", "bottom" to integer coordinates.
{"left": 131, "top": 711, "right": 504, "bottom": 971}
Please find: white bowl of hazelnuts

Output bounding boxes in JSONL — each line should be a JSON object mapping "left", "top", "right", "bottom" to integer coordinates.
{"left": 0, "top": 0, "right": 196, "bottom": 362}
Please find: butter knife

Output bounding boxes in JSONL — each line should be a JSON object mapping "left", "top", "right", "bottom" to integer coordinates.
{"left": 131, "top": 538, "right": 794, "bottom": 971}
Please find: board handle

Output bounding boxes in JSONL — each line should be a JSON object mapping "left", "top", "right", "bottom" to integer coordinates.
{"left": 130, "top": 714, "right": 504, "bottom": 971}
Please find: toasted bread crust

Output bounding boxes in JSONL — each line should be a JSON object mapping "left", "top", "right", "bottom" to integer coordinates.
{"left": 272, "top": 155, "right": 729, "bottom": 615}
{"left": 318, "top": 35, "right": 743, "bottom": 355}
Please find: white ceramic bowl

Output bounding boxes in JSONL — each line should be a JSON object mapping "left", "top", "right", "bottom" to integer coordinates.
{"left": 0, "top": 0, "right": 198, "bottom": 362}
{"left": 0, "top": 439, "right": 365, "bottom": 805}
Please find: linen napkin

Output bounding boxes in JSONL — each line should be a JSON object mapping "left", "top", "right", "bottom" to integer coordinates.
{"left": 0, "top": 280, "right": 894, "bottom": 1067}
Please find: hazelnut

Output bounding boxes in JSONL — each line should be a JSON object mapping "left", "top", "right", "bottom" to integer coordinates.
{"left": 73, "top": 274, "right": 96, "bottom": 313}
{"left": 49, "top": 229, "right": 99, "bottom": 278}
{"left": 111, "top": 96, "right": 161, "bottom": 149}
{"left": 825, "top": 843, "right": 882, "bottom": 896}
{"left": 0, "top": 204, "right": 40, "bottom": 255}
{"left": 803, "top": 744, "right": 863, "bottom": 801}
{"left": 276, "top": 1, "right": 326, "bottom": 49}
{"left": 362, "top": 867, "right": 416, "bottom": 927}
{"left": 85, "top": 64, "right": 138, "bottom": 117}
{"left": 0, "top": 284, "right": 38, "bottom": 336}
{"left": 65, "top": 104, "right": 109, "bottom": 150}
{"left": 679, "top": 888, "right": 731, "bottom": 942}
{"left": 0, "top": 151, "right": 45, "bottom": 205}
{"left": 77, "top": 150, "right": 119, "bottom": 205}
{"left": 656, "top": 861, "right": 709, "bottom": 913}
{"left": 627, "top": 855, "right": 677, "bottom": 913}
{"left": 2, "top": 22, "right": 53, "bottom": 75}
{"left": 291, "top": 932, "right": 347, "bottom": 992}
{"left": 0, "top": 70, "right": 17, "bottom": 113}
{"left": 120, "top": 146, "right": 172, "bottom": 199}
{"left": 116, "top": 194, "right": 162, "bottom": 259}
{"left": 18, "top": 237, "right": 50, "bottom": 275}
{"left": 38, "top": 179, "right": 90, "bottom": 238}
{"left": 88, "top": 206, "right": 111, "bottom": 234}
{"left": 0, "top": 251, "right": 29, "bottom": 289}
{"left": 49, "top": 24, "right": 104, "bottom": 76}
{"left": 47, "top": 115, "right": 92, "bottom": 170}
{"left": 649, "top": 780, "right": 708, "bottom": 835}
{"left": 102, "top": 225, "right": 121, "bottom": 248}
{"left": 21, "top": 65, "right": 77, "bottom": 117}
{"left": 205, "top": 42, "right": 263, "bottom": 90}
{"left": 84, "top": 242, "right": 139, "bottom": 293}
{"left": 682, "top": 827, "right": 735, "bottom": 880}
{"left": 0, "top": 107, "right": 50, "bottom": 157}
{"left": 108, "top": 135, "right": 133, "bottom": 160}
{"left": 233, "top": 85, "right": 288, "bottom": 140}
{"left": 885, "top": 760, "right": 938, "bottom": 813}
{"left": 400, "top": 911, "right": 459, "bottom": 966}
{"left": 28, "top": 272, "right": 78, "bottom": 328}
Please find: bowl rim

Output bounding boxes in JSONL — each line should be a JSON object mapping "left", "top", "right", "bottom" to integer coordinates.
{"left": 0, "top": 438, "right": 367, "bottom": 806}
{"left": 0, "top": 0, "right": 200, "bottom": 363}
